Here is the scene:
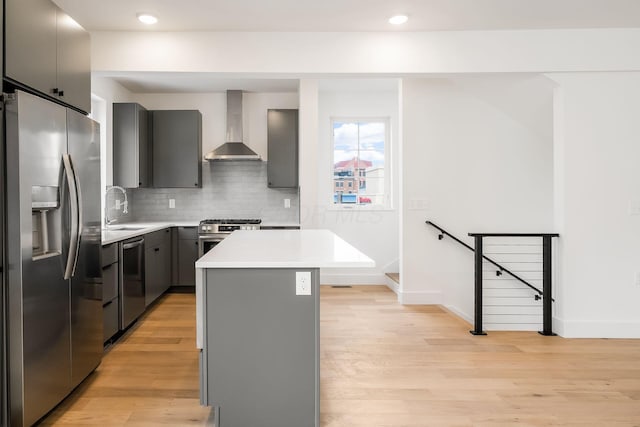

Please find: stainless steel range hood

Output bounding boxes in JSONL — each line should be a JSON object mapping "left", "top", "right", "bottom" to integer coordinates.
{"left": 205, "top": 90, "right": 261, "bottom": 161}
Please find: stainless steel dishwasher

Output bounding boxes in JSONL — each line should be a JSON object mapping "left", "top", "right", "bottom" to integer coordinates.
{"left": 120, "top": 237, "right": 145, "bottom": 329}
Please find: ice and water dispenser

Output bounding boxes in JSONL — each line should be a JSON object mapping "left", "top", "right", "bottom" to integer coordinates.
{"left": 31, "top": 185, "right": 61, "bottom": 259}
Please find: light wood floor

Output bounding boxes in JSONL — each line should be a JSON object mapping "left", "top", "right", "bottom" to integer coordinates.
{"left": 40, "top": 286, "right": 640, "bottom": 426}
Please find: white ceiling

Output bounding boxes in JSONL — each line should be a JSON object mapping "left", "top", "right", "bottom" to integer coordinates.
{"left": 60, "top": 0, "right": 640, "bottom": 93}
{"left": 54, "top": 0, "right": 640, "bottom": 32}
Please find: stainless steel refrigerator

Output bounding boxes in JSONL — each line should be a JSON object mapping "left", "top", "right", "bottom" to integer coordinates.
{"left": 4, "top": 90, "right": 102, "bottom": 427}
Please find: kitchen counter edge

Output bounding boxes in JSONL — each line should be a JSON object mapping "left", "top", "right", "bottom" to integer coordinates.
{"left": 101, "top": 222, "right": 200, "bottom": 245}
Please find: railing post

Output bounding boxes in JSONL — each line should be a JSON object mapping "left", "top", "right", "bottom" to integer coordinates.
{"left": 471, "top": 235, "right": 487, "bottom": 335}
{"left": 539, "top": 235, "right": 556, "bottom": 336}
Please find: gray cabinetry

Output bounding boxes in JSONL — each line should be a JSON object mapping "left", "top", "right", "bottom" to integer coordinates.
{"left": 113, "top": 103, "right": 151, "bottom": 188}
{"left": 267, "top": 109, "right": 299, "bottom": 188}
{"left": 101, "top": 243, "right": 119, "bottom": 343}
{"left": 55, "top": 8, "right": 91, "bottom": 113}
{"left": 4, "top": 0, "right": 91, "bottom": 113}
{"left": 152, "top": 110, "right": 202, "bottom": 188}
{"left": 201, "top": 268, "right": 319, "bottom": 426}
{"left": 144, "top": 228, "right": 172, "bottom": 306}
{"left": 177, "top": 227, "right": 198, "bottom": 286}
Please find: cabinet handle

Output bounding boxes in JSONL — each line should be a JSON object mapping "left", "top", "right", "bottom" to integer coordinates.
{"left": 154, "top": 248, "right": 160, "bottom": 252}
{"left": 103, "top": 300, "right": 113, "bottom": 308}
{"left": 194, "top": 183, "right": 198, "bottom": 186}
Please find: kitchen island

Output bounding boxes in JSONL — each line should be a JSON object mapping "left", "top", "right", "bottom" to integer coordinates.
{"left": 195, "top": 229, "right": 374, "bottom": 427}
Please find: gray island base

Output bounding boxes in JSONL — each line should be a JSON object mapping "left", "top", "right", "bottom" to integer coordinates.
{"left": 195, "top": 230, "right": 374, "bottom": 427}
{"left": 201, "top": 268, "right": 319, "bottom": 427}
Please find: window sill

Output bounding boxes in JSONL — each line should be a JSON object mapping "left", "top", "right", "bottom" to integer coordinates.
{"left": 326, "top": 205, "right": 395, "bottom": 212}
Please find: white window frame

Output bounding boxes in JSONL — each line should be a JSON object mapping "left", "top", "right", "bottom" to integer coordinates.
{"left": 329, "top": 117, "right": 392, "bottom": 211}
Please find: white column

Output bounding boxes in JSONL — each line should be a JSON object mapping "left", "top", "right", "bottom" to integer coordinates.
{"left": 298, "top": 79, "right": 319, "bottom": 229}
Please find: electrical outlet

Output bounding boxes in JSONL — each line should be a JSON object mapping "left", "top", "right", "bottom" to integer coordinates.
{"left": 296, "top": 271, "right": 312, "bottom": 295}
{"left": 635, "top": 272, "right": 640, "bottom": 287}
{"left": 169, "top": 199, "right": 175, "bottom": 209}
{"left": 284, "top": 198, "right": 291, "bottom": 209}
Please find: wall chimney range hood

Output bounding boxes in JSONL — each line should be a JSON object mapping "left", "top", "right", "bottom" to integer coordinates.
{"left": 205, "top": 90, "right": 261, "bottom": 161}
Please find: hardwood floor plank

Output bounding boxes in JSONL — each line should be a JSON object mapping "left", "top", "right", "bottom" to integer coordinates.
{"left": 38, "top": 286, "right": 640, "bottom": 426}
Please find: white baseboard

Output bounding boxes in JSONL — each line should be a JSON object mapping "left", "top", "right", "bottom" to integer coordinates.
{"left": 444, "top": 305, "right": 473, "bottom": 324}
{"left": 398, "top": 290, "right": 443, "bottom": 305}
{"left": 320, "top": 273, "right": 385, "bottom": 285}
{"left": 553, "top": 317, "right": 640, "bottom": 338}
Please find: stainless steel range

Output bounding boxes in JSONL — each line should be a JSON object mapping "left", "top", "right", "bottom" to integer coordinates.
{"left": 198, "top": 219, "right": 261, "bottom": 257}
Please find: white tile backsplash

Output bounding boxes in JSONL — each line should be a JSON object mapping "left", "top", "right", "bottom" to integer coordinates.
{"left": 129, "top": 161, "right": 299, "bottom": 223}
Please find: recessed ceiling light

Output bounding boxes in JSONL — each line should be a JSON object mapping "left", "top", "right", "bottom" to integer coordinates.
{"left": 388, "top": 15, "right": 408, "bottom": 25}
{"left": 137, "top": 13, "right": 158, "bottom": 25}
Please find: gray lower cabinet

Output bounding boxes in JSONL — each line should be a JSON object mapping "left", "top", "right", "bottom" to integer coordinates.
{"left": 101, "top": 243, "right": 119, "bottom": 342}
{"left": 144, "top": 228, "right": 172, "bottom": 306}
{"left": 267, "top": 109, "right": 299, "bottom": 188}
{"left": 4, "top": 0, "right": 91, "bottom": 113}
{"left": 113, "top": 103, "right": 151, "bottom": 188}
{"left": 152, "top": 110, "right": 202, "bottom": 188}
{"left": 177, "top": 226, "right": 198, "bottom": 286}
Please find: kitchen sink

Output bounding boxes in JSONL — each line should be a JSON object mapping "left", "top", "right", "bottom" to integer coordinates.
{"left": 108, "top": 226, "right": 146, "bottom": 231}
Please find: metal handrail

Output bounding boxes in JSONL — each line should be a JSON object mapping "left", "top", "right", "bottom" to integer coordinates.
{"left": 425, "top": 220, "right": 544, "bottom": 296}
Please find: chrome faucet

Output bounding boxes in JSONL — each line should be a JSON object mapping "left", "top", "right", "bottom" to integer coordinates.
{"left": 104, "top": 185, "right": 129, "bottom": 227}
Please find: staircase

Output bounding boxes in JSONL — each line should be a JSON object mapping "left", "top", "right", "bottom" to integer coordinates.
{"left": 385, "top": 272, "right": 400, "bottom": 293}
{"left": 426, "top": 220, "right": 558, "bottom": 336}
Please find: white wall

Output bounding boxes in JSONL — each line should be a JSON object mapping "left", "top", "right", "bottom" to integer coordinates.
{"left": 547, "top": 72, "right": 640, "bottom": 338}
{"left": 91, "top": 29, "right": 640, "bottom": 75}
{"left": 132, "top": 92, "right": 298, "bottom": 160}
{"left": 401, "top": 76, "right": 555, "bottom": 314}
{"left": 315, "top": 80, "right": 400, "bottom": 284}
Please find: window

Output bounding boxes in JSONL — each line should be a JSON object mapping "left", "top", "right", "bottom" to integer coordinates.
{"left": 332, "top": 118, "right": 389, "bottom": 208}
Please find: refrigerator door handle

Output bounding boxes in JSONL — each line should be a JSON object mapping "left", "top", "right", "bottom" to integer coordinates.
{"left": 69, "top": 154, "right": 83, "bottom": 276}
{"left": 62, "top": 154, "right": 80, "bottom": 280}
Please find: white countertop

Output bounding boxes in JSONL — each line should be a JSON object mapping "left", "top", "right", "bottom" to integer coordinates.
{"left": 102, "top": 221, "right": 199, "bottom": 245}
{"left": 195, "top": 229, "right": 375, "bottom": 269}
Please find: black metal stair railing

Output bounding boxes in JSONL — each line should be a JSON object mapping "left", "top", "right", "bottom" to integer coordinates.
{"left": 425, "top": 220, "right": 559, "bottom": 336}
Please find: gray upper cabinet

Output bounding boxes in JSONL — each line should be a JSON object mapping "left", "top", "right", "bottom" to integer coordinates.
{"left": 113, "top": 103, "right": 151, "bottom": 188}
{"left": 267, "top": 109, "right": 299, "bottom": 188}
{"left": 56, "top": 8, "right": 91, "bottom": 113}
{"left": 5, "top": 0, "right": 57, "bottom": 98}
{"left": 152, "top": 110, "right": 202, "bottom": 188}
{"left": 4, "top": 0, "right": 91, "bottom": 113}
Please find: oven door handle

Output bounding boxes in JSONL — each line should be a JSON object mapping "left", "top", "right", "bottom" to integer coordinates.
{"left": 198, "top": 236, "right": 225, "bottom": 243}
{"left": 198, "top": 235, "right": 225, "bottom": 257}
